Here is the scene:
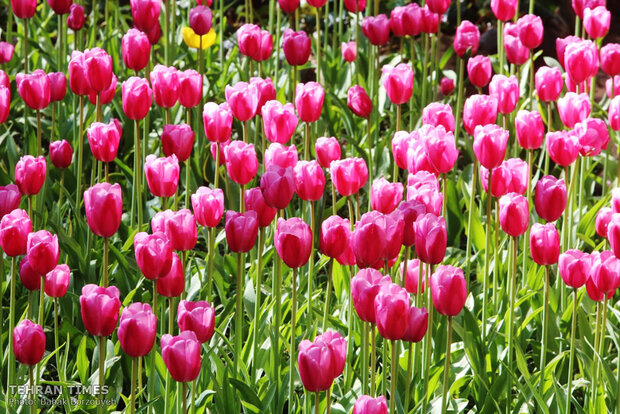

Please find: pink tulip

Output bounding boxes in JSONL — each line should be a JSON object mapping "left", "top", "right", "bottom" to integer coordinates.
{"left": 353, "top": 395, "right": 388, "bottom": 414}
{"left": 122, "top": 77, "right": 152, "bottom": 120}
{"left": 130, "top": 0, "right": 161, "bottom": 32}
{"left": 596, "top": 207, "right": 613, "bottom": 238}
{"left": 351, "top": 268, "right": 391, "bottom": 323}
{"left": 146, "top": 20, "right": 162, "bottom": 45}
{"left": 467, "top": 55, "right": 493, "bottom": 88}
{"left": 414, "top": 213, "right": 447, "bottom": 265}
{"left": 189, "top": 5, "right": 212, "bottom": 35}
{"left": 84, "top": 47, "right": 113, "bottom": 93}
{"left": 421, "top": 125, "right": 458, "bottom": 174}
{"left": 480, "top": 158, "right": 529, "bottom": 198}
{"left": 177, "top": 300, "right": 215, "bottom": 343}
{"left": 559, "top": 249, "right": 591, "bottom": 289}
{"left": 422, "top": 103, "right": 455, "bottom": 132}
{"left": 161, "top": 124, "right": 194, "bottom": 162}
{"left": 265, "top": 143, "right": 298, "bottom": 170}
{"left": 13, "top": 320, "right": 45, "bottom": 366}
{"left": 382, "top": 64, "right": 414, "bottom": 105}
{"left": 453, "top": 20, "right": 480, "bottom": 58}
{"left": 225, "top": 81, "right": 259, "bottom": 122}
{"left": 398, "top": 199, "right": 427, "bottom": 247}
{"left": 572, "top": 0, "right": 605, "bottom": 19}
{"left": 203, "top": 102, "right": 233, "bottom": 143}
{"left": 278, "top": 0, "right": 299, "bottom": 14}
{"left": 44, "top": 264, "right": 70, "bottom": 297}
{"left": 144, "top": 154, "right": 179, "bottom": 198}
{"left": 262, "top": 100, "right": 298, "bottom": 144}
{"left": 426, "top": 0, "right": 450, "bottom": 14}
{"left": 406, "top": 172, "right": 443, "bottom": 215}
{"left": 612, "top": 189, "right": 620, "bottom": 214}
{"left": 11, "top": 0, "right": 36, "bottom": 19}
{"left": 431, "top": 265, "right": 467, "bottom": 316}
{"left": 575, "top": 118, "right": 609, "bottom": 157}
{"left": 504, "top": 23, "right": 529, "bottom": 65}
{"left": 298, "top": 331, "right": 346, "bottom": 392}
{"left": 161, "top": 331, "right": 201, "bottom": 382}
{"left": 122, "top": 28, "right": 151, "bottom": 72}
{"left": 489, "top": 74, "right": 519, "bottom": 114}
{"left": 134, "top": 232, "right": 173, "bottom": 280}
{"left": 283, "top": 29, "right": 311, "bottom": 66}
{"left": 0, "top": 86, "right": 10, "bottom": 124}
{"left": 17, "top": 70, "right": 51, "bottom": 110}
{"left": 315, "top": 137, "right": 341, "bottom": 168}
{"left": 610, "top": 96, "right": 620, "bottom": 131}
{"left": 178, "top": 69, "right": 202, "bottom": 108}
{"left": 245, "top": 187, "right": 277, "bottom": 227}
{"left": 546, "top": 131, "right": 580, "bottom": 167}
{"left": 473, "top": 124, "right": 509, "bottom": 170}
{"left": 362, "top": 14, "right": 390, "bottom": 46}
{"left": 0, "top": 209, "right": 31, "bottom": 257}
{"left": 238, "top": 24, "right": 272, "bottom": 62}
{"left": 66, "top": 3, "right": 85, "bottom": 30}
{"left": 225, "top": 210, "right": 259, "bottom": 253}
{"left": 330, "top": 157, "right": 368, "bottom": 197}
{"left": 150, "top": 65, "right": 179, "bottom": 108}
{"left": 0, "top": 42, "right": 14, "bottom": 63}
{"left": 275, "top": 217, "right": 312, "bottom": 268}
{"left": 515, "top": 110, "right": 544, "bottom": 150}
{"left": 557, "top": 92, "right": 590, "bottom": 128}
{"left": 80, "top": 284, "right": 121, "bottom": 337}
{"left": 341, "top": 41, "right": 356, "bottom": 62}
{"left": 87, "top": 121, "right": 121, "bottom": 163}
{"left": 319, "top": 215, "right": 351, "bottom": 259}
{"left": 462, "top": 94, "right": 498, "bottom": 135}
{"left": 420, "top": 5, "right": 439, "bottom": 34}
{"left": 584, "top": 6, "right": 610, "bottom": 39}
{"left": 260, "top": 166, "right": 296, "bottom": 210}
{"left": 49, "top": 140, "right": 73, "bottom": 169}
{"left": 498, "top": 193, "right": 529, "bottom": 237}
{"left": 84, "top": 183, "right": 122, "bottom": 238}
{"left": 534, "top": 175, "right": 567, "bottom": 222}
{"left": 294, "top": 160, "right": 325, "bottom": 202}
{"left": 601, "top": 44, "right": 620, "bottom": 77}
{"left": 565, "top": 40, "right": 599, "bottom": 85}
{"left": 157, "top": 252, "right": 184, "bottom": 297}
{"left": 401, "top": 258, "right": 427, "bottom": 294}
{"left": 344, "top": 0, "right": 365, "bottom": 13}
{"left": 609, "top": 214, "right": 620, "bottom": 259}
{"left": 19, "top": 255, "right": 41, "bottom": 291}
{"left": 224, "top": 141, "right": 258, "bottom": 185}
{"left": 440, "top": 77, "right": 455, "bottom": 96}
{"left": 347, "top": 85, "right": 372, "bottom": 119}
{"left": 87, "top": 73, "right": 116, "bottom": 106}
{"left": 374, "top": 282, "right": 410, "bottom": 340}
{"left": 118, "top": 302, "right": 157, "bottom": 357}
{"left": 491, "top": 0, "right": 517, "bottom": 21}
{"left": 0, "top": 185, "right": 21, "bottom": 219}
{"left": 535, "top": 66, "right": 563, "bottom": 103}
{"left": 589, "top": 251, "right": 620, "bottom": 296}
{"left": 191, "top": 187, "right": 224, "bottom": 228}
{"left": 69, "top": 51, "right": 91, "bottom": 96}
{"left": 370, "top": 178, "right": 403, "bottom": 214}
{"left": 530, "top": 223, "right": 560, "bottom": 266}
{"left": 295, "top": 82, "right": 325, "bottom": 123}
{"left": 151, "top": 209, "right": 197, "bottom": 251}
{"left": 517, "top": 14, "right": 543, "bottom": 49}
{"left": 15, "top": 155, "right": 46, "bottom": 196}
{"left": 48, "top": 72, "right": 67, "bottom": 102}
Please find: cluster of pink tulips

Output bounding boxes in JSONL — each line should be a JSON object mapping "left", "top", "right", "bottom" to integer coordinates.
{"left": 1, "top": 0, "right": 620, "bottom": 413}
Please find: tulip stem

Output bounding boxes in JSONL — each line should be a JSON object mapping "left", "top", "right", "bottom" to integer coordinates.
{"left": 441, "top": 316, "right": 453, "bottom": 414}
{"left": 235, "top": 252, "right": 244, "bottom": 378}
{"left": 185, "top": 160, "right": 191, "bottom": 208}
{"left": 76, "top": 96, "right": 85, "bottom": 210}
{"left": 316, "top": 7, "right": 321, "bottom": 85}
{"left": 308, "top": 200, "right": 316, "bottom": 327}
{"left": 54, "top": 297, "right": 63, "bottom": 398}
{"left": 591, "top": 300, "right": 601, "bottom": 405}
{"left": 36, "top": 109, "right": 42, "bottom": 156}
{"left": 566, "top": 288, "right": 577, "bottom": 414}
{"left": 134, "top": 120, "right": 143, "bottom": 229}
{"left": 304, "top": 122, "right": 310, "bottom": 161}
{"left": 331, "top": 182, "right": 337, "bottom": 215}
{"left": 273, "top": 219, "right": 283, "bottom": 413}
{"left": 464, "top": 160, "right": 478, "bottom": 281}
{"left": 421, "top": 33, "right": 429, "bottom": 107}
{"left": 182, "top": 382, "right": 187, "bottom": 414}
{"left": 482, "top": 169, "right": 493, "bottom": 344}
{"left": 289, "top": 267, "right": 298, "bottom": 412}
{"left": 315, "top": 391, "right": 320, "bottom": 414}
{"left": 423, "top": 263, "right": 434, "bottom": 413}
{"left": 393, "top": 105, "right": 401, "bottom": 183}
{"left": 38, "top": 274, "right": 45, "bottom": 326}
{"left": 98, "top": 336, "right": 105, "bottom": 414}
{"left": 24, "top": 19, "right": 29, "bottom": 72}
{"left": 539, "top": 265, "right": 550, "bottom": 393}
{"left": 529, "top": 51, "right": 535, "bottom": 110}
{"left": 252, "top": 227, "right": 265, "bottom": 384}
{"left": 371, "top": 323, "right": 377, "bottom": 396}
{"left": 592, "top": 296, "right": 608, "bottom": 406}
{"left": 497, "top": 20, "right": 505, "bottom": 76}
{"left": 404, "top": 341, "right": 414, "bottom": 411}
{"left": 130, "top": 357, "right": 137, "bottom": 414}
{"left": 7, "top": 256, "right": 16, "bottom": 400}
{"left": 29, "top": 365, "right": 35, "bottom": 414}
{"left": 169, "top": 297, "right": 174, "bottom": 335}
{"left": 361, "top": 321, "right": 368, "bottom": 395}
{"left": 506, "top": 236, "right": 518, "bottom": 414}
{"left": 207, "top": 227, "right": 215, "bottom": 301}
{"left": 390, "top": 339, "right": 397, "bottom": 414}
{"left": 28, "top": 291, "right": 34, "bottom": 319}
{"left": 103, "top": 237, "right": 109, "bottom": 287}
{"left": 322, "top": 258, "right": 333, "bottom": 331}
{"left": 214, "top": 142, "right": 220, "bottom": 189}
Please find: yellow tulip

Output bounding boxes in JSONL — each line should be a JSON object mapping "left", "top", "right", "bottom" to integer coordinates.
{"left": 182, "top": 27, "right": 216, "bottom": 50}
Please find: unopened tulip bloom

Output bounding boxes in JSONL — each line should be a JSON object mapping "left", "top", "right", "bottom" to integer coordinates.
{"left": 336, "top": 244, "right": 356, "bottom": 267}
{"left": 294, "top": 161, "right": 325, "bottom": 201}
{"left": 134, "top": 232, "right": 173, "bottom": 280}
{"left": 352, "top": 212, "right": 385, "bottom": 268}
{"left": 462, "top": 94, "right": 498, "bottom": 135}
{"left": 571, "top": 0, "right": 605, "bottom": 19}
{"left": 601, "top": 44, "right": 620, "bottom": 78}
{"left": 49, "top": 140, "right": 73, "bottom": 169}
{"left": 504, "top": 22, "right": 529, "bottom": 65}
{"left": 467, "top": 55, "right": 493, "bottom": 88}
{"left": 517, "top": 14, "right": 543, "bottom": 49}
{"left": 390, "top": 4, "right": 422, "bottom": 38}
{"left": 13, "top": 320, "right": 45, "bottom": 365}
{"left": 146, "top": 20, "right": 162, "bottom": 45}
{"left": 15, "top": 155, "right": 46, "bottom": 196}
{"left": 535, "top": 66, "right": 563, "bottom": 103}
{"left": 374, "top": 282, "right": 410, "bottom": 340}
{"left": 157, "top": 253, "right": 184, "bottom": 297}
{"left": 319, "top": 215, "right": 351, "bottom": 259}
{"left": 275, "top": 217, "right": 312, "bottom": 268}
{"left": 144, "top": 154, "right": 179, "bottom": 198}
{"left": 297, "top": 337, "right": 337, "bottom": 392}
{"left": 402, "top": 259, "right": 427, "bottom": 294}
{"left": 0, "top": 86, "right": 10, "bottom": 124}
{"left": 19, "top": 256, "right": 41, "bottom": 290}
{"left": 250, "top": 77, "right": 275, "bottom": 113}
{"left": 225, "top": 210, "right": 259, "bottom": 253}
{"left": 515, "top": 110, "right": 544, "bottom": 149}
{"left": 546, "top": 131, "right": 580, "bottom": 167}
{"left": 420, "top": 5, "right": 439, "bottom": 33}
{"left": 565, "top": 40, "right": 599, "bottom": 85}
{"left": 48, "top": 72, "right": 67, "bottom": 102}
{"left": 262, "top": 100, "right": 298, "bottom": 144}
{"left": 315, "top": 137, "right": 341, "bottom": 168}
{"left": 596, "top": 208, "right": 613, "bottom": 238}
{"left": 11, "top": 0, "right": 36, "bottom": 19}
{"left": 431, "top": 265, "right": 467, "bottom": 316}
{"left": 87, "top": 121, "right": 121, "bottom": 163}
{"left": 480, "top": 158, "right": 529, "bottom": 197}
{"left": 66, "top": 3, "right": 84, "bottom": 30}
{"left": 414, "top": 213, "right": 447, "bottom": 264}
{"left": 610, "top": 96, "right": 620, "bottom": 131}
{"left": 440, "top": 77, "right": 455, "bottom": 96}
{"left": 176, "top": 70, "right": 202, "bottom": 108}
{"left": 237, "top": 24, "right": 261, "bottom": 60}
{"left": 530, "top": 223, "right": 560, "bottom": 266}
{"left": 191, "top": 187, "right": 224, "bottom": 228}
{"left": 151, "top": 209, "right": 197, "bottom": 251}
{"left": 296, "top": 82, "right": 325, "bottom": 123}
{"left": 84, "top": 48, "right": 113, "bottom": 93}
{"left": 371, "top": 177, "right": 403, "bottom": 214}
{"left": 161, "top": 331, "right": 201, "bottom": 382}
{"left": 177, "top": 300, "right": 215, "bottom": 343}
{"left": 473, "top": 124, "right": 509, "bottom": 170}
{"left": 491, "top": 0, "right": 517, "bottom": 21}
{"left": 0, "top": 209, "right": 31, "bottom": 257}
{"left": 0, "top": 42, "right": 14, "bottom": 64}
{"left": 609, "top": 214, "right": 620, "bottom": 259}
{"left": 422, "top": 125, "right": 459, "bottom": 174}
{"left": 278, "top": 0, "right": 299, "bottom": 14}
{"left": 283, "top": 29, "right": 311, "bottom": 66}
{"left": 131, "top": 0, "right": 161, "bottom": 32}
{"left": 344, "top": 0, "right": 365, "bottom": 13}
{"left": 584, "top": 6, "right": 610, "bottom": 39}
{"left": 0, "top": 185, "right": 21, "bottom": 219}
{"left": 161, "top": 124, "right": 194, "bottom": 162}
{"left": 347, "top": 85, "right": 372, "bottom": 118}
{"left": 406, "top": 172, "right": 443, "bottom": 215}
{"left": 243, "top": 188, "right": 276, "bottom": 228}
{"left": 559, "top": 249, "right": 591, "bottom": 288}
{"left": 341, "top": 41, "right": 356, "bottom": 62}
{"left": 331, "top": 157, "right": 368, "bottom": 197}
{"left": 398, "top": 199, "right": 427, "bottom": 247}
{"left": 454, "top": 20, "right": 480, "bottom": 58}
{"left": 575, "top": 118, "right": 609, "bottom": 157}
{"left": 498, "top": 193, "right": 529, "bottom": 237}
{"left": 150, "top": 65, "right": 179, "bottom": 108}
{"left": 589, "top": 251, "right": 620, "bottom": 296}
{"left": 225, "top": 81, "right": 259, "bottom": 122}
{"left": 80, "top": 284, "right": 121, "bottom": 337}
{"left": 265, "top": 143, "right": 298, "bottom": 170}
{"left": 203, "top": 102, "right": 233, "bottom": 143}
{"left": 351, "top": 268, "right": 391, "bottom": 323}
{"left": 362, "top": 14, "right": 390, "bottom": 46}
{"left": 189, "top": 5, "right": 212, "bottom": 35}
{"left": 224, "top": 141, "right": 258, "bottom": 185}
{"left": 612, "top": 189, "right": 620, "bottom": 214}
{"left": 122, "top": 77, "right": 152, "bottom": 120}
{"left": 534, "top": 175, "right": 567, "bottom": 222}
{"left": 422, "top": 103, "right": 455, "bottom": 132}
{"left": 44, "top": 264, "right": 70, "bottom": 297}
{"left": 17, "top": 70, "right": 51, "bottom": 110}
{"left": 353, "top": 395, "right": 388, "bottom": 414}
{"left": 558, "top": 92, "right": 590, "bottom": 129}
{"left": 122, "top": 28, "right": 151, "bottom": 72}
{"left": 68, "top": 51, "right": 91, "bottom": 96}
{"left": 382, "top": 64, "right": 414, "bottom": 105}
{"left": 84, "top": 183, "right": 122, "bottom": 238}
{"left": 117, "top": 303, "right": 157, "bottom": 357}
{"left": 260, "top": 166, "right": 296, "bottom": 210}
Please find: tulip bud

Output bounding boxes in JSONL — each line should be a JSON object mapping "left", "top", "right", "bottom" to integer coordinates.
{"left": 144, "top": 154, "right": 179, "bottom": 198}
{"left": 283, "top": 29, "right": 311, "bottom": 66}
{"left": 559, "top": 249, "right": 591, "bottom": 289}
{"left": 275, "top": 217, "right": 312, "bottom": 268}
{"left": 260, "top": 166, "right": 296, "bottom": 210}
{"left": 244, "top": 187, "right": 277, "bottom": 227}
{"left": 17, "top": 70, "right": 51, "bottom": 110}
{"left": 344, "top": 0, "right": 365, "bottom": 13}
{"left": 0, "top": 209, "right": 31, "bottom": 257}
{"left": 533, "top": 175, "right": 566, "bottom": 222}
{"left": 370, "top": 177, "right": 403, "bottom": 214}
{"left": 157, "top": 252, "right": 184, "bottom": 297}
{"left": 565, "top": 40, "right": 599, "bottom": 85}
{"left": 189, "top": 5, "right": 212, "bottom": 36}
{"left": 118, "top": 303, "right": 157, "bottom": 358}
{"left": 414, "top": 213, "right": 447, "bottom": 265}
{"left": 575, "top": 118, "right": 609, "bottom": 157}
{"left": 473, "top": 124, "right": 509, "bottom": 170}
{"left": 480, "top": 158, "right": 528, "bottom": 198}
{"left": 330, "top": 157, "right": 368, "bottom": 197}
{"left": 504, "top": 22, "right": 529, "bottom": 65}
{"left": 161, "top": 331, "right": 201, "bottom": 382}
{"left": 11, "top": 0, "right": 37, "bottom": 19}
{"left": 122, "top": 77, "right": 152, "bottom": 120}
{"left": 401, "top": 258, "right": 427, "bottom": 294}
{"left": 177, "top": 300, "right": 215, "bottom": 343}
{"left": 131, "top": 0, "right": 162, "bottom": 32}
{"left": 353, "top": 395, "right": 388, "bottom": 414}
{"left": 84, "top": 183, "right": 122, "bottom": 238}
{"left": 347, "top": 85, "right": 372, "bottom": 119}
{"left": 421, "top": 124, "right": 459, "bottom": 174}
{"left": 498, "top": 193, "right": 529, "bottom": 237}
{"left": 610, "top": 95, "right": 620, "bottom": 132}
{"left": 596, "top": 207, "right": 613, "bottom": 239}
{"left": 80, "top": 284, "right": 121, "bottom": 337}
{"left": 535, "top": 66, "right": 563, "bottom": 103}
{"left": 0, "top": 185, "right": 22, "bottom": 219}
{"left": 422, "top": 102, "right": 455, "bottom": 132}
{"left": 589, "top": 251, "right": 620, "bottom": 296}
{"left": 0, "top": 85, "right": 10, "bottom": 124}
{"left": 84, "top": 47, "right": 113, "bottom": 93}
{"left": 351, "top": 269, "right": 391, "bottom": 325}
{"left": 374, "top": 282, "right": 410, "bottom": 340}
{"left": 13, "top": 320, "right": 45, "bottom": 366}
{"left": 48, "top": 72, "right": 67, "bottom": 102}
{"left": 45, "top": 264, "right": 70, "bottom": 298}
{"left": 517, "top": 14, "right": 543, "bottom": 50}
{"left": 262, "top": 100, "right": 298, "bottom": 144}
{"left": 546, "top": 130, "right": 580, "bottom": 167}
{"left": 151, "top": 209, "right": 197, "bottom": 251}
{"left": 431, "top": 265, "right": 468, "bottom": 316}
{"left": 49, "top": 140, "right": 73, "bottom": 169}
{"left": 406, "top": 171, "right": 443, "bottom": 216}
{"left": 296, "top": 82, "right": 325, "bottom": 123}
{"left": 609, "top": 214, "right": 620, "bottom": 259}
{"left": 265, "top": 143, "right": 298, "bottom": 170}
{"left": 225, "top": 210, "right": 259, "bottom": 253}
{"left": 87, "top": 121, "right": 121, "bottom": 163}
{"left": 462, "top": 94, "right": 498, "bottom": 135}
{"left": 362, "top": 14, "right": 390, "bottom": 46}
{"left": 19, "top": 255, "right": 41, "bottom": 291}
{"left": 557, "top": 92, "right": 590, "bottom": 129}
{"left": 278, "top": 0, "right": 299, "bottom": 14}
{"left": 515, "top": 110, "right": 544, "bottom": 149}
{"left": 250, "top": 77, "right": 276, "bottom": 114}
{"left": 341, "top": 41, "right": 356, "bottom": 62}
{"left": 382, "top": 64, "right": 414, "bottom": 105}
{"left": 294, "top": 161, "right": 325, "bottom": 202}
{"left": 440, "top": 77, "right": 455, "bottom": 96}
{"left": 319, "top": 215, "right": 351, "bottom": 259}
{"left": 225, "top": 81, "right": 259, "bottom": 122}
{"left": 203, "top": 102, "right": 233, "bottom": 143}
{"left": 420, "top": 5, "right": 439, "bottom": 33}
{"left": 491, "top": 0, "right": 517, "bottom": 21}
{"left": 224, "top": 141, "right": 258, "bottom": 185}
{"left": 26, "top": 230, "right": 59, "bottom": 275}
{"left": 453, "top": 20, "right": 480, "bottom": 58}
{"left": 530, "top": 223, "right": 560, "bottom": 266}
{"left": 315, "top": 137, "right": 341, "bottom": 168}
{"left": 66, "top": 3, "right": 85, "bottom": 30}
{"left": 584, "top": 6, "right": 610, "bottom": 40}
{"left": 134, "top": 232, "right": 173, "bottom": 280}
{"left": 467, "top": 55, "right": 493, "bottom": 88}
{"left": 68, "top": 51, "right": 91, "bottom": 96}
{"left": 191, "top": 187, "right": 224, "bottom": 228}
{"left": 0, "top": 42, "right": 14, "bottom": 64}
{"left": 122, "top": 28, "right": 151, "bottom": 72}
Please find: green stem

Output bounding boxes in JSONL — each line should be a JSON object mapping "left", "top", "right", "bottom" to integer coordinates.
{"left": 185, "top": 160, "right": 191, "bottom": 207}
{"left": 371, "top": 323, "right": 377, "bottom": 396}
{"left": 235, "top": 252, "right": 244, "bottom": 377}
{"left": 252, "top": 228, "right": 265, "bottom": 384}
{"left": 308, "top": 201, "right": 315, "bottom": 325}
{"left": 28, "top": 290, "right": 34, "bottom": 319}
{"left": 322, "top": 259, "right": 333, "bottom": 331}
{"left": 98, "top": 336, "right": 105, "bottom": 414}
{"left": 591, "top": 301, "right": 601, "bottom": 405}
{"left": 273, "top": 215, "right": 283, "bottom": 412}
{"left": 423, "top": 263, "right": 434, "bottom": 413}
{"left": 316, "top": 7, "right": 321, "bottom": 84}
{"left": 498, "top": 20, "right": 504, "bottom": 75}
{"left": 207, "top": 227, "right": 215, "bottom": 301}
{"left": 214, "top": 142, "right": 220, "bottom": 189}
{"left": 8, "top": 257, "right": 17, "bottom": 400}
{"left": 182, "top": 382, "right": 187, "bottom": 414}
{"left": 464, "top": 160, "right": 478, "bottom": 284}
{"left": 539, "top": 265, "right": 549, "bottom": 393}
{"left": 305, "top": 122, "right": 310, "bottom": 161}
{"left": 482, "top": 169, "right": 493, "bottom": 344}
{"left": 361, "top": 321, "right": 368, "bottom": 395}
{"left": 454, "top": 57, "right": 465, "bottom": 145}
{"left": 24, "top": 18, "right": 29, "bottom": 72}
{"left": 566, "top": 288, "right": 578, "bottom": 414}
{"left": 135, "top": 120, "right": 143, "bottom": 228}
{"left": 390, "top": 340, "right": 397, "bottom": 414}
{"left": 289, "top": 267, "right": 298, "bottom": 412}
{"left": 315, "top": 391, "right": 320, "bottom": 414}
{"left": 506, "top": 236, "right": 518, "bottom": 414}
{"left": 529, "top": 50, "right": 535, "bottom": 110}
{"left": 404, "top": 341, "right": 413, "bottom": 412}
{"left": 38, "top": 274, "right": 45, "bottom": 326}
{"left": 169, "top": 297, "right": 174, "bottom": 335}
{"left": 29, "top": 365, "right": 35, "bottom": 414}
{"left": 103, "top": 237, "right": 109, "bottom": 286}
{"left": 131, "top": 357, "right": 137, "bottom": 414}
{"left": 441, "top": 316, "right": 453, "bottom": 414}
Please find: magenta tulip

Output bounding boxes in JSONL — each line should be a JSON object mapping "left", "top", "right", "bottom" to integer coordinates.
{"left": 118, "top": 303, "right": 157, "bottom": 357}
{"left": 87, "top": 121, "right": 121, "bottom": 163}
{"left": 294, "top": 160, "right": 325, "bottom": 202}
{"left": 347, "top": 85, "right": 372, "bottom": 119}
{"left": 362, "top": 14, "right": 391, "bottom": 46}
{"left": 161, "top": 331, "right": 201, "bottom": 382}
{"left": 13, "top": 320, "right": 45, "bottom": 365}
{"left": 203, "top": 102, "right": 233, "bottom": 143}
{"left": 80, "top": 284, "right": 121, "bottom": 337}
{"left": 0, "top": 209, "right": 31, "bottom": 257}
{"left": 473, "top": 124, "right": 509, "bottom": 170}
{"left": 534, "top": 175, "right": 567, "bottom": 222}
{"left": 191, "top": 187, "right": 224, "bottom": 228}
{"left": 44, "top": 264, "right": 70, "bottom": 298}
{"left": 225, "top": 210, "right": 259, "bottom": 253}
{"left": 295, "top": 82, "right": 325, "bottom": 123}
{"left": 15, "top": 155, "right": 46, "bottom": 196}
{"left": 431, "top": 265, "right": 467, "bottom": 316}
{"left": 515, "top": 110, "right": 544, "bottom": 149}
{"left": 382, "top": 64, "right": 414, "bottom": 105}
{"left": 530, "top": 223, "right": 560, "bottom": 266}
{"left": 414, "top": 213, "right": 447, "bottom": 265}
{"left": 283, "top": 29, "right": 311, "bottom": 66}
{"left": 177, "top": 300, "right": 215, "bottom": 343}
{"left": 122, "top": 77, "right": 152, "bottom": 120}
{"left": 262, "top": 100, "right": 298, "bottom": 144}
{"left": 453, "top": 20, "right": 480, "bottom": 58}
{"left": 546, "top": 130, "right": 581, "bottom": 167}
{"left": 224, "top": 140, "right": 258, "bottom": 185}
{"left": 467, "top": 55, "right": 493, "bottom": 89}
{"left": 84, "top": 183, "right": 122, "bottom": 238}
{"left": 371, "top": 177, "right": 403, "bottom": 214}
{"left": 498, "top": 193, "right": 529, "bottom": 237}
